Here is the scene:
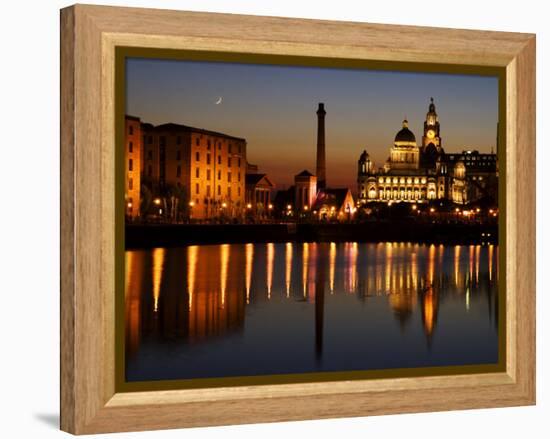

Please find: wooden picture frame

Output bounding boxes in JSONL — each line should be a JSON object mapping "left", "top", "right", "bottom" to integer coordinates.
{"left": 60, "top": 4, "right": 536, "bottom": 434}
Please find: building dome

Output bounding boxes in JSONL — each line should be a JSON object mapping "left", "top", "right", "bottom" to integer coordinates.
{"left": 394, "top": 120, "right": 416, "bottom": 145}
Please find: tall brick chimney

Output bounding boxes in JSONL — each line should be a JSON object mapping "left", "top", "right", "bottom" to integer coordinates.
{"left": 316, "top": 103, "right": 326, "bottom": 190}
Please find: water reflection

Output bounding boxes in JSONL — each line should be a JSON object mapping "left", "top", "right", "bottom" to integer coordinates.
{"left": 125, "top": 242, "right": 499, "bottom": 382}
{"left": 285, "top": 242, "right": 292, "bottom": 298}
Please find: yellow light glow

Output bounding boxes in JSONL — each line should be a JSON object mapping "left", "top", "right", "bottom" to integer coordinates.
{"left": 430, "top": 207, "right": 435, "bottom": 213}
{"left": 348, "top": 242, "right": 358, "bottom": 292}
{"left": 428, "top": 244, "right": 435, "bottom": 285}
{"left": 220, "top": 244, "right": 230, "bottom": 308}
{"left": 152, "top": 247, "right": 166, "bottom": 313}
{"left": 154, "top": 198, "right": 161, "bottom": 205}
{"left": 287, "top": 204, "right": 292, "bottom": 210}
{"left": 488, "top": 244, "right": 494, "bottom": 281}
{"left": 221, "top": 202, "right": 227, "bottom": 208}
{"left": 302, "top": 243, "right": 309, "bottom": 298}
{"left": 127, "top": 202, "right": 132, "bottom": 208}
{"left": 245, "top": 243, "right": 254, "bottom": 304}
{"left": 187, "top": 246, "right": 198, "bottom": 310}
{"left": 411, "top": 204, "right": 417, "bottom": 210}
{"left": 268, "top": 204, "right": 273, "bottom": 209}
{"left": 423, "top": 289, "right": 435, "bottom": 335}
{"left": 188, "top": 201, "right": 195, "bottom": 207}
{"left": 469, "top": 245, "right": 475, "bottom": 281}
{"left": 454, "top": 245, "right": 461, "bottom": 285}
{"left": 267, "top": 243, "right": 274, "bottom": 299}
{"left": 285, "top": 242, "right": 292, "bottom": 298}
{"left": 304, "top": 205, "right": 309, "bottom": 211}
{"left": 475, "top": 245, "right": 480, "bottom": 283}
{"left": 247, "top": 203, "right": 252, "bottom": 209}
{"left": 329, "top": 242, "right": 336, "bottom": 294}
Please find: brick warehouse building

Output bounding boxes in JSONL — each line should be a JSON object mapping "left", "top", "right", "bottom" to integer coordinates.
{"left": 126, "top": 115, "right": 247, "bottom": 220}
{"left": 125, "top": 116, "right": 142, "bottom": 218}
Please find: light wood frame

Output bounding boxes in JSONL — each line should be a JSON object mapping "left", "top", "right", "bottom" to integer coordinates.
{"left": 60, "top": 4, "right": 536, "bottom": 434}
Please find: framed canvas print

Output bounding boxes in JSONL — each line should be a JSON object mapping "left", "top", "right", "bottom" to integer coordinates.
{"left": 60, "top": 4, "right": 536, "bottom": 434}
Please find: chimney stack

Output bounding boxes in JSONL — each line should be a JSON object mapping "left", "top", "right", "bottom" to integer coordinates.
{"left": 316, "top": 103, "right": 326, "bottom": 190}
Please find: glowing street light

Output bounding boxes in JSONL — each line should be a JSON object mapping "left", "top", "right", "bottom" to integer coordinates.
{"left": 429, "top": 207, "right": 435, "bottom": 213}
{"left": 287, "top": 204, "right": 292, "bottom": 210}
{"left": 221, "top": 202, "right": 227, "bottom": 208}
{"left": 268, "top": 204, "right": 273, "bottom": 210}
{"left": 304, "top": 205, "right": 309, "bottom": 211}
{"left": 153, "top": 198, "right": 161, "bottom": 205}
{"left": 127, "top": 202, "right": 133, "bottom": 209}
{"left": 247, "top": 203, "right": 252, "bottom": 209}
{"left": 411, "top": 204, "right": 417, "bottom": 211}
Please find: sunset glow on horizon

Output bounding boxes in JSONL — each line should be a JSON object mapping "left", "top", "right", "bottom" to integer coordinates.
{"left": 126, "top": 58, "right": 498, "bottom": 189}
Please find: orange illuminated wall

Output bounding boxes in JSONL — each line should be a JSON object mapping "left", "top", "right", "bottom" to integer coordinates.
{"left": 125, "top": 115, "right": 142, "bottom": 218}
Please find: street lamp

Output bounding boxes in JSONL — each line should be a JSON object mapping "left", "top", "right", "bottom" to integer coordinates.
{"left": 153, "top": 198, "right": 161, "bottom": 206}
{"left": 188, "top": 201, "right": 195, "bottom": 222}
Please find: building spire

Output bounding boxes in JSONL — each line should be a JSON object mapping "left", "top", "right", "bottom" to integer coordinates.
{"left": 429, "top": 97, "right": 436, "bottom": 113}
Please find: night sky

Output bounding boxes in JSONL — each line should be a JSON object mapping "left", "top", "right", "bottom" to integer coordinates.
{"left": 126, "top": 58, "right": 498, "bottom": 189}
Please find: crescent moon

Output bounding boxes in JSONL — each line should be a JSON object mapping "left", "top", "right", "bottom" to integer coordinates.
{"left": 215, "top": 96, "right": 223, "bottom": 105}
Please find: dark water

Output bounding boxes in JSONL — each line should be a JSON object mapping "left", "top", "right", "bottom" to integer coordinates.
{"left": 125, "top": 242, "right": 499, "bottom": 382}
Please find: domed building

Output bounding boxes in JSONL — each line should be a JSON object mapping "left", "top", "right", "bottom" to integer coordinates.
{"left": 357, "top": 98, "right": 498, "bottom": 205}
{"left": 388, "top": 119, "right": 420, "bottom": 170}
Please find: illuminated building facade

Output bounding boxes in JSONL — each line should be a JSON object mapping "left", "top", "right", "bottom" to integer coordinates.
{"left": 294, "top": 170, "right": 318, "bottom": 211}
{"left": 357, "top": 98, "right": 498, "bottom": 205}
{"left": 312, "top": 188, "right": 355, "bottom": 220}
{"left": 127, "top": 116, "right": 247, "bottom": 220}
{"left": 125, "top": 116, "right": 142, "bottom": 218}
{"left": 245, "top": 173, "right": 275, "bottom": 217}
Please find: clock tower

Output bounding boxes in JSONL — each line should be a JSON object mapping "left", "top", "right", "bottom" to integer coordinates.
{"left": 422, "top": 97, "right": 442, "bottom": 153}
